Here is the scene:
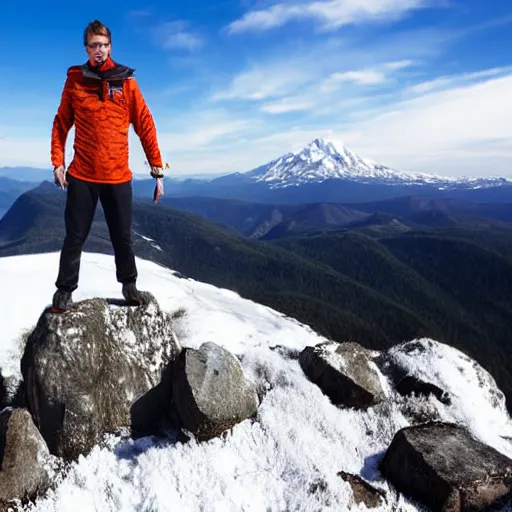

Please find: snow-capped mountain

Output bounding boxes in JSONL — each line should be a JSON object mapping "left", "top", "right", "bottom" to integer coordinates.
{"left": 249, "top": 137, "right": 511, "bottom": 189}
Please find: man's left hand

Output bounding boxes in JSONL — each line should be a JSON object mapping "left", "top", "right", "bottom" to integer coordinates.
{"left": 153, "top": 178, "right": 164, "bottom": 203}
{"left": 53, "top": 165, "right": 68, "bottom": 189}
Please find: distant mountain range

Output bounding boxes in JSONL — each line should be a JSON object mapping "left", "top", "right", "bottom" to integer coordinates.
{"left": 2, "top": 138, "right": 511, "bottom": 210}
{"left": 130, "top": 138, "right": 512, "bottom": 204}
{"left": 159, "top": 195, "right": 512, "bottom": 240}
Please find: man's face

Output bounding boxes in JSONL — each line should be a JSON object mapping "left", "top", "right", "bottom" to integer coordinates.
{"left": 85, "top": 34, "right": 111, "bottom": 66}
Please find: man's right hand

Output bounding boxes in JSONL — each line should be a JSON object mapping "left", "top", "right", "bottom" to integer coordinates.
{"left": 53, "top": 166, "right": 68, "bottom": 189}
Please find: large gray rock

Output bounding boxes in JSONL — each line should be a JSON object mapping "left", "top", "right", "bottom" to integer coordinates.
{"left": 0, "top": 408, "right": 50, "bottom": 510}
{"left": 299, "top": 342, "right": 386, "bottom": 409}
{"left": 380, "top": 421, "right": 512, "bottom": 511}
{"left": 21, "top": 293, "right": 181, "bottom": 461}
{"left": 173, "top": 342, "right": 260, "bottom": 440}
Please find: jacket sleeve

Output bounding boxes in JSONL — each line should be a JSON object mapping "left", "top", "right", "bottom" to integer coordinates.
{"left": 129, "top": 78, "right": 163, "bottom": 168}
{"left": 51, "top": 76, "right": 74, "bottom": 168}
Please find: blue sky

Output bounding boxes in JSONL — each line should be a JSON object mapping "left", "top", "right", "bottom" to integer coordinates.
{"left": 1, "top": 0, "right": 511, "bottom": 178}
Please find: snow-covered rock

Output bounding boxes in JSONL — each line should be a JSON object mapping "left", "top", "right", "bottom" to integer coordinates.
{"left": 299, "top": 341, "right": 386, "bottom": 409}
{"left": 20, "top": 292, "right": 181, "bottom": 461}
{"left": 172, "top": 342, "right": 260, "bottom": 440}
{"left": 249, "top": 137, "right": 512, "bottom": 189}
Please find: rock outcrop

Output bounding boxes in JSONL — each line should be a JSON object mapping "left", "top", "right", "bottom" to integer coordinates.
{"left": 380, "top": 421, "right": 512, "bottom": 511}
{"left": 173, "top": 342, "right": 260, "bottom": 440}
{"left": 380, "top": 339, "right": 455, "bottom": 406}
{"left": 299, "top": 342, "right": 386, "bottom": 409}
{"left": 0, "top": 408, "right": 51, "bottom": 510}
{"left": 20, "top": 293, "right": 181, "bottom": 461}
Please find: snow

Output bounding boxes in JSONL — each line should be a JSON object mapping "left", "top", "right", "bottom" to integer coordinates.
{"left": 136, "top": 233, "right": 163, "bottom": 252}
{"left": 0, "top": 251, "right": 512, "bottom": 511}
{"left": 251, "top": 137, "right": 512, "bottom": 189}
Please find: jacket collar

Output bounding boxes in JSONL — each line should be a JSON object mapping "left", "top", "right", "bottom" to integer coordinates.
{"left": 82, "top": 57, "right": 135, "bottom": 81}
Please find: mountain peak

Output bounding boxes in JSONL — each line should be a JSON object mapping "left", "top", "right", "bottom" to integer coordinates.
{"left": 301, "top": 136, "right": 351, "bottom": 157}
{"left": 309, "top": 136, "right": 341, "bottom": 152}
{"left": 247, "top": 137, "right": 512, "bottom": 190}
{"left": 252, "top": 137, "right": 402, "bottom": 189}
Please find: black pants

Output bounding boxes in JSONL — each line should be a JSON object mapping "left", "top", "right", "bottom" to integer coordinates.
{"left": 55, "top": 173, "right": 137, "bottom": 292}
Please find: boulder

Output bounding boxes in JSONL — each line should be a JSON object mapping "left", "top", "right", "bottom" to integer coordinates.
{"left": 380, "top": 421, "right": 512, "bottom": 511}
{"left": 0, "top": 408, "right": 50, "bottom": 510}
{"left": 299, "top": 342, "right": 385, "bottom": 409}
{"left": 337, "top": 471, "right": 386, "bottom": 509}
{"left": 21, "top": 293, "right": 181, "bottom": 461}
{"left": 172, "top": 342, "right": 259, "bottom": 440}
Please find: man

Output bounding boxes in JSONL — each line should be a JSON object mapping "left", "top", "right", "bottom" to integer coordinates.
{"left": 51, "top": 19, "right": 166, "bottom": 312}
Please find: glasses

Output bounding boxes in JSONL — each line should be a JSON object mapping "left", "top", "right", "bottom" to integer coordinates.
{"left": 87, "top": 42, "right": 110, "bottom": 50}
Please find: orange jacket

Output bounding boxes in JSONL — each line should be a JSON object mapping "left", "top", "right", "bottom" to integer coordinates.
{"left": 51, "top": 57, "right": 163, "bottom": 184}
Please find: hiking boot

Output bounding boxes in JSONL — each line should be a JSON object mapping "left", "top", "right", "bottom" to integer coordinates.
{"left": 122, "top": 282, "right": 145, "bottom": 306}
{"left": 52, "top": 289, "right": 73, "bottom": 313}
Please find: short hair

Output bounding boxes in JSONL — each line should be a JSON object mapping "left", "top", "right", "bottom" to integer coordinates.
{"left": 83, "top": 20, "right": 112, "bottom": 46}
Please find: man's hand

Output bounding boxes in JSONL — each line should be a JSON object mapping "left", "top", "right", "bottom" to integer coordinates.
{"left": 153, "top": 178, "right": 164, "bottom": 203}
{"left": 53, "top": 165, "right": 68, "bottom": 189}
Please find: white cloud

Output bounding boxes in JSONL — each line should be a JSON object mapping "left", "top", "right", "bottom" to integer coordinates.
{"left": 321, "top": 69, "right": 386, "bottom": 92}
{"left": 213, "top": 21, "right": 451, "bottom": 107}
{"left": 227, "top": 0, "right": 431, "bottom": 33}
{"left": 211, "top": 66, "right": 311, "bottom": 101}
{"left": 340, "top": 73, "right": 512, "bottom": 175}
{"left": 260, "top": 97, "right": 317, "bottom": 114}
{"left": 156, "top": 72, "right": 512, "bottom": 177}
{"left": 318, "top": 61, "right": 414, "bottom": 93}
{"left": 212, "top": 43, "right": 417, "bottom": 110}
{"left": 334, "top": 70, "right": 387, "bottom": 84}
{"left": 405, "top": 66, "right": 512, "bottom": 94}
{"left": 158, "top": 119, "right": 257, "bottom": 151}
{"left": 211, "top": 44, "right": 415, "bottom": 105}
{"left": 384, "top": 60, "right": 414, "bottom": 70}
{"left": 155, "top": 21, "right": 203, "bottom": 51}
